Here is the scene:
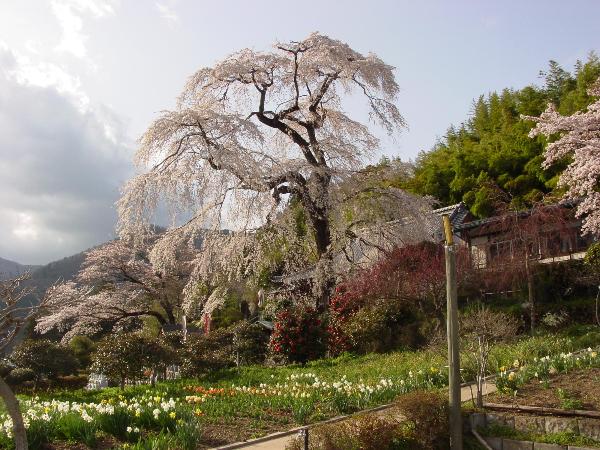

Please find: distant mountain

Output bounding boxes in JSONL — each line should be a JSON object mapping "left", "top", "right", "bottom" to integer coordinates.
{"left": 3, "top": 225, "right": 192, "bottom": 299}
{"left": 28, "top": 251, "right": 88, "bottom": 298}
{"left": 1, "top": 249, "right": 89, "bottom": 301}
{"left": 0, "top": 257, "right": 39, "bottom": 281}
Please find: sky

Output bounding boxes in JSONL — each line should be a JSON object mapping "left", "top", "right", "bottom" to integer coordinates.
{"left": 0, "top": 0, "right": 599, "bottom": 265}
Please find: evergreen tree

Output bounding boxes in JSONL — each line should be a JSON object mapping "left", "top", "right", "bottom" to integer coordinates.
{"left": 406, "top": 54, "right": 600, "bottom": 218}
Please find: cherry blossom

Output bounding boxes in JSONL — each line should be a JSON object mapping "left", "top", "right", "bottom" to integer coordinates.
{"left": 117, "top": 33, "right": 407, "bottom": 306}
{"left": 525, "top": 78, "right": 600, "bottom": 235}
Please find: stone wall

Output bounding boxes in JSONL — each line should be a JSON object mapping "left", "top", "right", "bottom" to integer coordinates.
{"left": 470, "top": 411, "right": 600, "bottom": 450}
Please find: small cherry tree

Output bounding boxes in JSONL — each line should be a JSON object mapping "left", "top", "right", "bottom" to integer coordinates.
{"left": 524, "top": 77, "right": 600, "bottom": 236}
{"left": 476, "top": 200, "right": 571, "bottom": 332}
{"left": 0, "top": 274, "right": 42, "bottom": 450}
{"left": 461, "top": 306, "right": 519, "bottom": 407}
{"left": 36, "top": 237, "right": 194, "bottom": 341}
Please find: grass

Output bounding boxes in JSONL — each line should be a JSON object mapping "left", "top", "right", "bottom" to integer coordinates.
{"left": 1, "top": 327, "right": 599, "bottom": 449}
{"left": 556, "top": 387, "right": 584, "bottom": 410}
{"left": 480, "top": 423, "right": 600, "bottom": 448}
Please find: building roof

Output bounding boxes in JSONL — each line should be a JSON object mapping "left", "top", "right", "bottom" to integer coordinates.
{"left": 270, "top": 203, "right": 472, "bottom": 286}
{"left": 432, "top": 202, "right": 471, "bottom": 229}
{"left": 428, "top": 202, "right": 471, "bottom": 242}
{"left": 453, "top": 201, "right": 579, "bottom": 234}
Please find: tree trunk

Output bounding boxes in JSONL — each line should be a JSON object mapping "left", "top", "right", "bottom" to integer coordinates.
{"left": 312, "top": 215, "right": 331, "bottom": 257}
{"left": 526, "top": 257, "right": 535, "bottom": 334}
{"left": 596, "top": 286, "right": 600, "bottom": 327}
{"left": 311, "top": 214, "right": 335, "bottom": 310}
{"left": 476, "top": 339, "right": 485, "bottom": 408}
{"left": 303, "top": 172, "right": 334, "bottom": 310}
{"left": 0, "top": 376, "right": 28, "bottom": 450}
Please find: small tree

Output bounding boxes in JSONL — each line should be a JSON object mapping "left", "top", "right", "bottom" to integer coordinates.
{"left": 524, "top": 77, "right": 600, "bottom": 237}
{"left": 475, "top": 198, "right": 571, "bottom": 332}
{"left": 230, "top": 321, "right": 269, "bottom": 366}
{"left": 0, "top": 273, "right": 45, "bottom": 449}
{"left": 10, "top": 339, "right": 78, "bottom": 389}
{"left": 179, "top": 329, "right": 235, "bottom": 376}
{"left": 584, "top": 242, "right": 600, "bottom": 326}
{"left": 36, "top": 237, "right": 195, "bottom": 341}
{"left": 91, "top": 333, "right": 173, "bottom": 389}
{"left": 460, "top": 306, "right": 520, "bottom": 407}
{"left": 69, "top": 335, "right": 97, "bottom": 369}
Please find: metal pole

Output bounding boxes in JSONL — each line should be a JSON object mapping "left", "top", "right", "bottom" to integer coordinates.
{"left": 443, "top": 214, "right": 462, "bottom": 450}
{"left": 299, "top": 427, "right": 308, "bottom": 450}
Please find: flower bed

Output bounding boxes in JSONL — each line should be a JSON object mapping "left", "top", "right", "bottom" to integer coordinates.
{"left": 1, "top": 330, "right": 598, "bottom": 448}
{"left": 495, "top": 347, "right": 600, "bottom": 397}
{"left": 184, "top": 369, "right": 447, "bottom": 424}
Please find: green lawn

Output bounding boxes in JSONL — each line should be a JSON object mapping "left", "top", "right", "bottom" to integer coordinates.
{"left": 1, "top": 326, "right": 598, "bottom": 449}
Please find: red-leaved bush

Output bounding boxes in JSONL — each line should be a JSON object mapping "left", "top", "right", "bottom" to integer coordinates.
{"left": 269, "top": 304, "right": 328, "bottom": 364}
{"left": 329, "top": 241, "right": 472, "bottom": 355}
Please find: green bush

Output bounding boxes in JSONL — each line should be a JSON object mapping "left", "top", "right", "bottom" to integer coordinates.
{"left": 584, "top": 242, "right": 600, "bottom": 271}
{"left": 53, "top": 374, "right": 89, "bottom": 390}
{"left": 230, "top": 320, "right": 269, "bottom": 366}
{"left": 5, "top": 367, "right": 35, "bottom": 386}
{"left": 91, "top": 333, "right": 176, "bottom": 388}
{"left": 396, "top": 390, "right": 449, "bottom": 450}
{"left": 344, "top": 299, "right": 421, "bottom": 353}
{"left": 69, "top": 335, "right": 96, "bottom": 369}
{"left": 286, "top": 413, "right": 414, "bottom": 450}
{"left": 11, "top": 339, "right": 79, "bottom": 387}
{"left": 179, "top": 328, "right": 236, "bottom": 376}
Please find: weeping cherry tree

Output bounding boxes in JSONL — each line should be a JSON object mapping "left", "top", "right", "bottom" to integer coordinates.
{"left": 117, "top": 32, "right": 407, "bottom": 307}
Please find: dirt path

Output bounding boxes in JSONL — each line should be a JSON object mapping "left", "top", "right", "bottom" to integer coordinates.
{"left": 213, "top": 380, "right": 497, "bottom": 450}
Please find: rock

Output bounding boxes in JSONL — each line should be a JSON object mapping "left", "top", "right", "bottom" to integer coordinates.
{"left": 577, "top": 418, "right": 600, "bottom": 441}
{"left": 487, "top": 412, "right": 515, "bottom": 428}
{"left": 484, "top": 436, "right": 503, "bottom": 450}
{"left": 514, "top": 415, "right": 546, "bottom": 433}
{"left": 533, "top": 443, "right": 567, "bottom": 450}
{"left": 545, "top": 417, "right": 578, "bottom": 434}
{"left": 470, "top": 413, "right": 486, "bottom": 430}
{"left": 504, "top": 438, "right": 533, "bottom": 450}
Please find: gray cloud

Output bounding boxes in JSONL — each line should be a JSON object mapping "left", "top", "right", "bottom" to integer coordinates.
{"left": 0, "top": 48, "right": 132, "bottom": 265}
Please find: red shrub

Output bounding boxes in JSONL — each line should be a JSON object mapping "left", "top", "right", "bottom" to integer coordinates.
{"left": 328, "top": 241, "right": 472, "bottom": 355}
{"left": 269, "top": 304, "right": 328, "bottom": 364}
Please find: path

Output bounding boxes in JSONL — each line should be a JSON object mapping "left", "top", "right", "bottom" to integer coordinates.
{"left": 213, "top": 380, "right": 497, "bottom": 450}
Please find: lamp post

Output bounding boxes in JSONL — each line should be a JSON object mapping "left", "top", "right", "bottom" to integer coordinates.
{"left": 443, "top": 214, "right": 462, "bottom": 450}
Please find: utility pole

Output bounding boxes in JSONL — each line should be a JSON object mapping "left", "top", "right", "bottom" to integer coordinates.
{"left": 443, "top": 214, "right": 462, "bottom": 450}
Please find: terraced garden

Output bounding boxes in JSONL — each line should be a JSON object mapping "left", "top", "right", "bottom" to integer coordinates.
{"left": 0, "top": 328, "right": 598, "bottom": 449}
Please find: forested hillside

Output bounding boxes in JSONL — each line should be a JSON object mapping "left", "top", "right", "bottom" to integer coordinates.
{"left": 27, "top": 251, "right": 87, "bottom": 297}
{"left": 0, "top": 257, "right": 39, "bottom": 281}
{"left": 404, "top": 53, "right": 600, "bottom": 217}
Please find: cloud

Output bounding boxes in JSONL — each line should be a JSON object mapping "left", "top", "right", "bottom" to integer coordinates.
{"left": 4, "top": 48, "right": 89, "bottom": 111}
{"left": 155, "top": 1, "right": 179, "bottom": 26}
{"left": 51, "top": 0, "right": 118, "bottom": 60}
{"left": 0, "top": 47, "right": 132, "bottom": 265}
